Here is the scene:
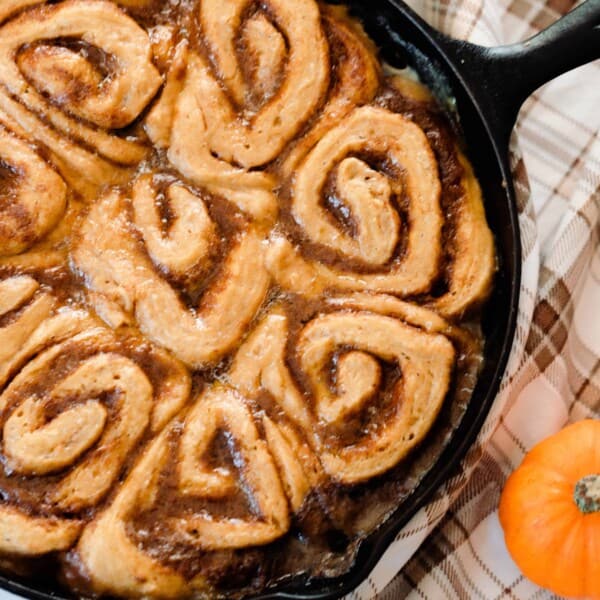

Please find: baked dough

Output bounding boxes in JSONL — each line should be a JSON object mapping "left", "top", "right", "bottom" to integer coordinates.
{"left": 0, "top": 0, "right": 494, "bottom": 596}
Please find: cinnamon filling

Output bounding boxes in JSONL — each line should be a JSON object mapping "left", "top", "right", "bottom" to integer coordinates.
{"left": 0, "top": 0, "right": 494, "bottom": 597}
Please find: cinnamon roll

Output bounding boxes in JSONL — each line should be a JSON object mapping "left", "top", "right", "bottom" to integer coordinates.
{"left": 268, "top": 99, "right": 495, "bottom": 318}
{"left": 76, "top": 385, "right": 292, "bottom": 598}
{"left": 0, "top": 275, "right": 190, "bottom": 557}
{"left": 0, "top": 0, "right": 161, "bottom": 198}
{"left": 73, "top": 176, "right": 270, "bottom": 367}
{"left": 148, "top": 0, "right": 329, "bottom": 220}
{"left": 229, "top": 294, "right": 476, "bottom": 484}
{"left": 0, "top": 0, "right": 495, "bottom": 596}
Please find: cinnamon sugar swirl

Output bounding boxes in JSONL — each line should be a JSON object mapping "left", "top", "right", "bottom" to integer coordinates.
{"left": 0, "top": 0, "right": 494, "bottom": 597}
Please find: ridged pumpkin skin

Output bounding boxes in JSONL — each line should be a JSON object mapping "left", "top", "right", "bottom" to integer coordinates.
{"left": 499, "top": 419, "right": 600, "bottom": 599}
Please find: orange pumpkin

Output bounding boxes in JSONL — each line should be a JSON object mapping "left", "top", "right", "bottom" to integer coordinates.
{"left": 499, "top": 419, "right": 600, "bottom": 599}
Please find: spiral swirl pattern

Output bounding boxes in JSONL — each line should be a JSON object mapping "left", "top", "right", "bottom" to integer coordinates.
{"left": 73, "top": 175, "right": 270, "bottom": 367}
{"left": 160, "top": 0, "right": 328, "bottom": 160}
{"left": 268, "top": 103, "right": 495, "bottom": 318}
{"left": 0, "top": 275, "right": 190, "bottom": 556}
{"left": 229, "top": 294, "right": 474, "bottom": 484}
{"left": 147, "top": 0, "right": 330, "bottom": 220}
{"left": 0, "top": 0, "right": 160, "bottom": 197}
{"left": 76, "top": 384, "right": 292, "bottom": 598}
{"left": 0, "top": 0, "right": 495, "bottom": 596}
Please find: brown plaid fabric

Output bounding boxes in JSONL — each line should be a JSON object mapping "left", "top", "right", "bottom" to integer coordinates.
{"left": 344, "top": 0, "right": 600, "bottom": 598}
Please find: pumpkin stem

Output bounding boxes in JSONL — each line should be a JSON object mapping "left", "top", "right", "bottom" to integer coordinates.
{"left": 574, "top": 474, "right": 600, "bottom": 514}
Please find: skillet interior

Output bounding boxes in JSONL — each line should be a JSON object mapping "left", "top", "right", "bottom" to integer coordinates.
{"left": 0, "top": 1, "right": 521, "bottom": 599}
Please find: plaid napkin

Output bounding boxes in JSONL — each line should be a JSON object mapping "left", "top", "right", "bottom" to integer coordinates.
{"left": 347, "top": 1, "right": 600, "bottom": 598}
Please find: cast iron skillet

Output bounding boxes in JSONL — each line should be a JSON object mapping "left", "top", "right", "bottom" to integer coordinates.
{"left": 0, "top": 2, "right": 599, "bottom": 600}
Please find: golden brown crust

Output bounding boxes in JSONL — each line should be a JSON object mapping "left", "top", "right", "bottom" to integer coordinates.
{"left": 72, "top": 181, "right": 271, "bottom": 368}
{"left": 0, "top": 0, "right": 161, "bottom": 198}
{"left": 0, "top": 125, "right": 67, "bottom": 257}
{"left": 229, "top": 296, "right": 459, "bottom": 484}
{"left": 0, "top": 0, "right": 494, "bottom": 596}
{"left": 0, "top": 276, "right": 190, "bottom": 558}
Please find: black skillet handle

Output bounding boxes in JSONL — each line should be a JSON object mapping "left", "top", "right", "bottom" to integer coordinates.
{"left": 436, "top": 0, "right": 600, "bottom": 150}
